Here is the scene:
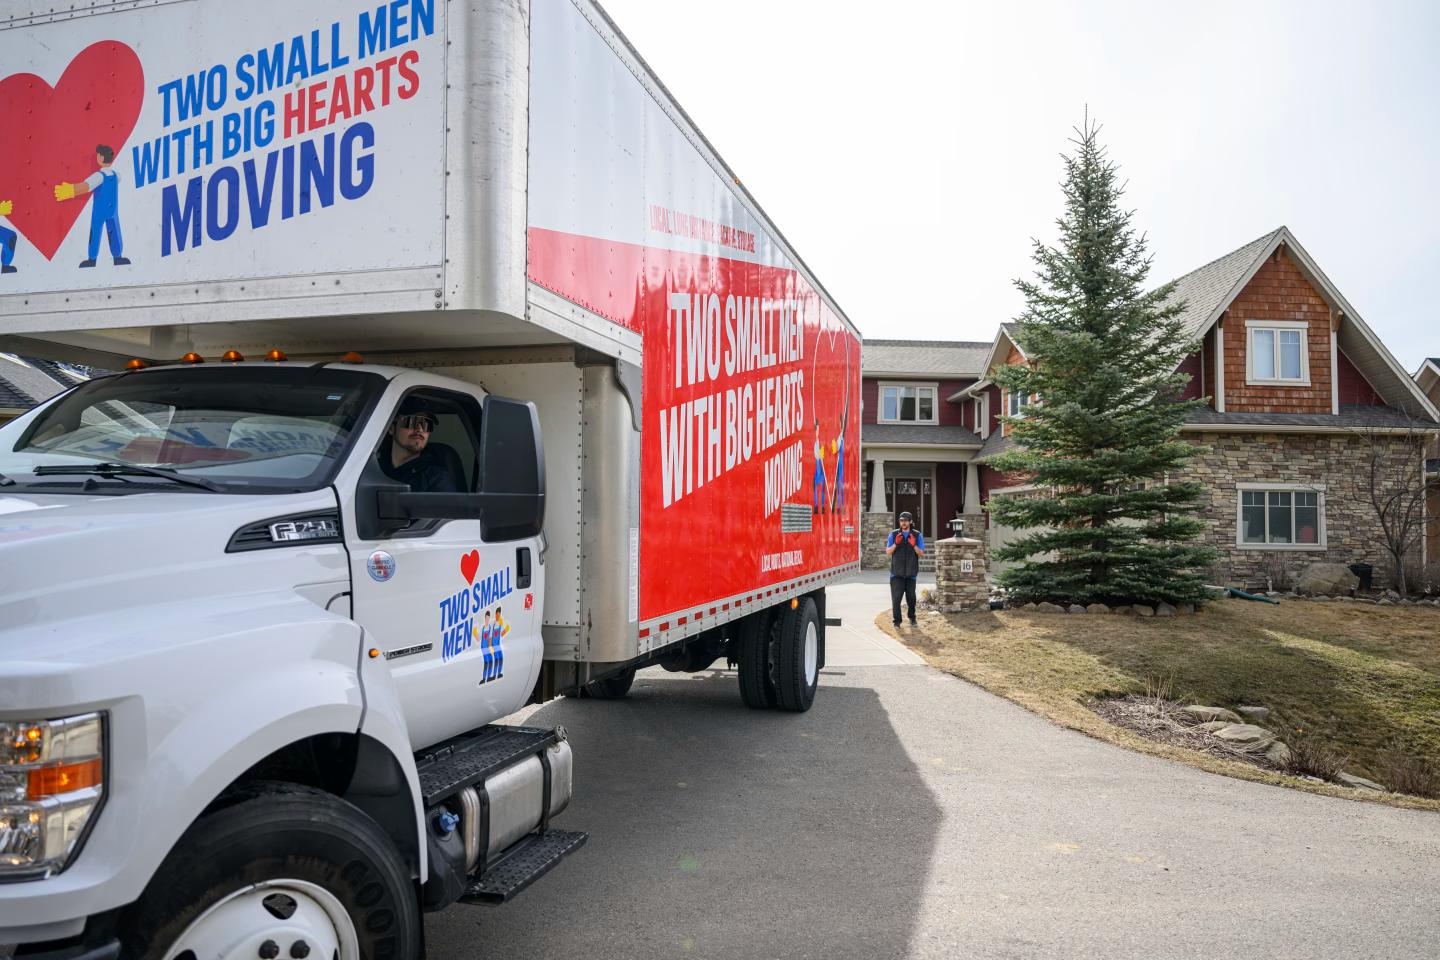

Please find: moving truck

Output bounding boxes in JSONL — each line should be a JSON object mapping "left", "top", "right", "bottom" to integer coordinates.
{"left": 0, "top": 0, "right": 862, "bottom": 954}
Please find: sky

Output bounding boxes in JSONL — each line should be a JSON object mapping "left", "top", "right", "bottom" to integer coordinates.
{"left": 599, "top": 0, "right": 1440, "bottom": 371}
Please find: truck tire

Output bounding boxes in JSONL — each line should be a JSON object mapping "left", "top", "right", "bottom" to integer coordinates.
{"left": 120, "top": 781, "right": 420, "bottom": 960}
{"left": 774, "top": 597, "right": 820, "bottom": 712}
{"left": 583, "top": 667, "right": 636, "bottom": 699}
{"left": 735, "top": 609, "right": 777, "bottom": 709}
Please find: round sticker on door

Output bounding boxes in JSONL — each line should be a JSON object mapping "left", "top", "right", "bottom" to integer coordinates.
{"left": 367, "top": 550, "right": 397, "bottom": 582}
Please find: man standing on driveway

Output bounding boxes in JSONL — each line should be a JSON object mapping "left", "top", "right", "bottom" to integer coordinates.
{"left": 887, "top": 511, "right": 924, "bottom": 626}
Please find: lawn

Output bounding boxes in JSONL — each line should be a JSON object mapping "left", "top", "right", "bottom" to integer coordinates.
{"left": 881, "top": 597, "right": 1440, "bottom": 810}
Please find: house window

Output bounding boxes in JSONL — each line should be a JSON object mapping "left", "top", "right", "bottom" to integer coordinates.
{"left": 1238, "top": 486, "right": 1324, "bottom": 548}
{"left": 880, "top": 383, "right": 937, "bottom": 423}
{"left": 1007, "top": 390, "right": 1023, "bottom": 416}
{"left": 1247, "top": 322, "right": 1309, "bottom": 385}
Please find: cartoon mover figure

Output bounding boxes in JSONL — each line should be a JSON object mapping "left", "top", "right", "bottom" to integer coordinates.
{"left": 54, "top": 144, "right": 131, "bottom": 268}
{"left": 0, "top": 197, "right": 15, "bottom": 274}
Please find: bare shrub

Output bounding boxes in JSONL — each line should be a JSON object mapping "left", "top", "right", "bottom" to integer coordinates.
{"left": 1139, "top": 672, "right": 1179, "bottom": 720}
{"left": 1261, "top": 554, "right": 1291, "bottom": 593}
{"left": 1283, "top": 729, "right": 1348, "bottom": 781}
{"left": 1376, "top": 749, "right": 1440, "bottom": 799}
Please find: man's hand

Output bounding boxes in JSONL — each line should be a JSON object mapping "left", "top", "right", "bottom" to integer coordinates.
{"left": 0, "top": 199, "right": 12, "bottom": 216}
{"left": 54, "top": 182, "right": 77, "bottom": 202}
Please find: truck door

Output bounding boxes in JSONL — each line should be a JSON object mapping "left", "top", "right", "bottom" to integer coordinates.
{"left": 348, "top": 387, "right": 542, "bottom": 749}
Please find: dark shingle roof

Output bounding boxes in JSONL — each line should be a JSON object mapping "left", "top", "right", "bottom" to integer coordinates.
{"left": 975, "top": 430, "right": 1013, "bottom": 461}
{"left": 863, "top": 339, "right": 991, "bottom": 377}
{"left": 0, "top": 355, "right": 73, "bottom": 410}
{"left": 1184, "top": 404, "right": 1433, "bottom": 431}
{"left": 861, "top": 422, "right": 981, "bottom": 447}
{"left": 1160, "top": 228, "right": 1284, "bottom": 343}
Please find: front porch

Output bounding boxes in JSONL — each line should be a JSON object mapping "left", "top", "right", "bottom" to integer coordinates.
{"left": 861, "top": 443, "right": 984, "bottom": 570}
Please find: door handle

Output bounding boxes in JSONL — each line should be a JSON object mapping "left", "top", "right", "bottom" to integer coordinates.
{"left": 516, "top": 547, "right": 532, "bottom": 589}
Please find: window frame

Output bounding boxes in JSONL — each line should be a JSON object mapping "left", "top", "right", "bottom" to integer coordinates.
{"left": 878, "top": 381, "right": 939, "bottom": 425}
{"left": 1245, "top": 320, "right": 1311, "bottom": 387}
{"left": 1235, "top": 481, "right": 1326, "bottom": 551}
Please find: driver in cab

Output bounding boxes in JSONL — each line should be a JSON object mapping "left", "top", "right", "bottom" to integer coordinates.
{"left": 379, "top": 401, "right": 457, "bottom": 492}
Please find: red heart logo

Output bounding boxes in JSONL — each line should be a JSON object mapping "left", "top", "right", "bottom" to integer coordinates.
{"left": 460, "top": 550, "right": 480, "bottom": 584}
{"left": 0, "top": 41, "right": 145, "bottom": 261}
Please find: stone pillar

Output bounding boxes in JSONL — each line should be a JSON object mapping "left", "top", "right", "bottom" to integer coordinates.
{"left": 933, "top": 537, "right": 989, "bottom": 612}
{"left": 963, "top": 461, "right": 982, "bottom": 513}
{"left": 868, "top": 458, "right": 887, "bottom": 513}
{"left": 862, "top": 511, "right": 894, "bottom": 570}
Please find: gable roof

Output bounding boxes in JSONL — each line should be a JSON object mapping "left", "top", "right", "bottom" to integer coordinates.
{"left": 862, "top": 339, "right": 990, "bottom": 378}
{"left": 1157, "top": 227, "right": 1438, "bottom": 422}
{"left": 1416, "top": 358, "right": 1440, "bottom": 399}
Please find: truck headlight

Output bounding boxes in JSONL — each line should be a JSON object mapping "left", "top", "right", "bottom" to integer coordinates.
{"left": 0, "top": 713, "right": 105, "bottom": 878}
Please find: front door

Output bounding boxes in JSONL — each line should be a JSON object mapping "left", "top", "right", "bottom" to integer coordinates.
{"left": 891, "top": 477, "right": 928, "bottom": 535}
{"left": 348, "top": 384, "right": 542, "bottom": 749}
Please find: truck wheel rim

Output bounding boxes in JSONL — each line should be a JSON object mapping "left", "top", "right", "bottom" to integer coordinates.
{"left": 163, "top": 879, "right": 359, "bottom": 960}
{"left": 804, "top": 620, "right": 818, "bottom": 687}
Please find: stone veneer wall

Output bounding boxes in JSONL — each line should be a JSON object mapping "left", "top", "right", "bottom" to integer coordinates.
{"left": 1186, "top": 431, "right": 1425, "bottom": 587}
{"left": 933, "top": 537, "right": 989, "bottom": 611}
{"left": 861, "top": 512, "right": 894, "bottom": 570}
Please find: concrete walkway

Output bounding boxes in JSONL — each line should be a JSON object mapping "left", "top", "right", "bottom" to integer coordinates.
{"left": 822, "top": 575, "right": 928, "bottom": 666}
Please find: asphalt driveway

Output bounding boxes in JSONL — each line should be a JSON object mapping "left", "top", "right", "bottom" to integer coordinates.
{"left": 426, "top": 579, "right": 1440, "bottom": 958}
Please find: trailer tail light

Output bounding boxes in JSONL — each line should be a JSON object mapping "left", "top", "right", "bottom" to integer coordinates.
{"left": 221, "top": 349, "right": 244, "bottom": 362}
{"left": 266, "top": 348, "right": 289, "bottom": 362}
{"left": 180, "top": 352, "right": 205, "bottom": 364}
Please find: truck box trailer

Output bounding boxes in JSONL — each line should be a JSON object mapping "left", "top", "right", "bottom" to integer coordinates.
{"left": 0, "top": 0, "right": 861, "bottom": 954}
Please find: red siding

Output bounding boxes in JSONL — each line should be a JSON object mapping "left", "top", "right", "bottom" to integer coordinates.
{"left": 985, "top": 384, "right": 1001, "bottom": 436}
{"left": 1337, "top": 349, "right": 1383, "bottom": 406}
{"left": 1201, "top": 327, "right": 1216, "bottom": 406}
{"left": 1177, "top": 351, "right": 1203, "bottom": 401}
{"left": 936, "top": 462, "right": 966, "bottom": 529}
{"left": 862, "top": 377, "right": 976, "bottom": 425}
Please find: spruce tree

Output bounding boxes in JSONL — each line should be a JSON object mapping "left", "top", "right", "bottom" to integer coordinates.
{"left": 987, "top": 119, "right": 1216, "bottom": 607}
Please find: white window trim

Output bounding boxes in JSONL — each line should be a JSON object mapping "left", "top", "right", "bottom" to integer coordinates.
{"left": 1244, "top": 319, "right": 1311, "bottom": 387}
{"left": 878, "top": 381, "right": 940, "bottom": 425}
{"left": 977, "top": 392, "right": 990, "bottom": 439}
{"left": 1234, "top": 481, "right": 1327, "bottom": 551}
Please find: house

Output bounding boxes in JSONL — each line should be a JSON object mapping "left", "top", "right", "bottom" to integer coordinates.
{"left": 858, "top": 339, "right": 990, "bottom": 566}
{"left": 0, "top": 355, "right": 86, "bottom": 425}
{"left": 862, "top": 227, "right": 1440, "bottom": 587}
{"left": 1416, "top": 357, "right": 1440, "bottom": 569}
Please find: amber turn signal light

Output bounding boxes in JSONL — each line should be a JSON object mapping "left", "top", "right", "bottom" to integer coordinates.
{"left": 27, "top": 758, "right": 102, "bottom": 798}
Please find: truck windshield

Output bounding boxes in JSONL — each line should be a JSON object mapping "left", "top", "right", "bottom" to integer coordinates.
{"left": 1, "top": 366, "right": 384, "bottom": 494}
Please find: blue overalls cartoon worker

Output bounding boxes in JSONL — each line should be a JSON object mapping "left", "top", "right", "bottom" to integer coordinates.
{"left": 0, "top": 198, "right": 16, "bottom": 275}
{"left": 54, "top": 144, "right": 131, "bottom": 269}
{"left": 812, "top": 420, "right": 828, "bottom": 514}
{"left": 490, "top": 607, "right": 508, "bottom": 681}
{"left": 831, "top": 432, "right": 844, "bottom": 513}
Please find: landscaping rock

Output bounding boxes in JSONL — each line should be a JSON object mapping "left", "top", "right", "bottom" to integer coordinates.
{"left": 1086, "top": 603, "right": 1111, "bottom": 614}
{"left": 1067, "top": 604, "right": 1087, "bottom": 615}
{"left": 1178, "top": 603, "right": 1195, "bottom": 614}
{"left": 1377, "top": 599, "right": 1394, "bottom": 606}
{"left": 1134, "top": 605, "right": 1155, "bottom": 617}
{"left": 1337, "top": 772, "right": 1387, "bottom": 792}
{"left": 1180, "top": 705, "right": 1244, "bottom": 725}
{"left": 1210, "top": 724, "right": 1274, "bottom": 746}
{"left": 1112, "top": 605, "right": 1133, "bottom": 615}
{"left": 1236, "top": 705, "right": 1270, "bottom": 722}
{"left": 1021, "top": 603, "right": 1039, "bottom": 611}
{"left": 1036, "top": 602, "right": 1066, "bottom": 614}
{"left": 1384, "top": 589, "right": 1401, "bottom": 600}
{"left": 1193, "top": 720, "right": 1234, "bottom": 733}
{"left": 1155, "top": 602, "right": 1177, "bottom": 617}
{"left": 1264, "top": 740, "right": 1292, "bottom": 765}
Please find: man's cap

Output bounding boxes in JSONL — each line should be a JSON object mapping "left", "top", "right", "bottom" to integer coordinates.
{"left": 397, "top": 397, "right": 437, "bottom": 418}
{"left": 899, "top": 511, "right": 913, "bottom": 521}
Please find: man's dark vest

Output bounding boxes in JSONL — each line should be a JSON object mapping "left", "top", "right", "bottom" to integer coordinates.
{"left": 889, "top": 528, "right": 921, "bottom": 578}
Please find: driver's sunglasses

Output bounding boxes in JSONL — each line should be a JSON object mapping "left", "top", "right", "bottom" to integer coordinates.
{"left": 396, "top": 414, "right": 436, "bottom": 432}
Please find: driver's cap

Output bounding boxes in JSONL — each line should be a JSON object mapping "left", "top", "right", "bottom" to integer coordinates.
{"left": 899, "top": 511, "right": 913, "bottom": 521}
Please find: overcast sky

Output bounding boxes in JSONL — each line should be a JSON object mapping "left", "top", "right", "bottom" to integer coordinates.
{"left": 600, "top": 0, "right": 1439, "bottom": 371}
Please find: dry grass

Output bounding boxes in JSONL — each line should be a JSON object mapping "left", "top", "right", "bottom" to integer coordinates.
{"left": 883, "top": 596, "right": 1440, "bottom": 810}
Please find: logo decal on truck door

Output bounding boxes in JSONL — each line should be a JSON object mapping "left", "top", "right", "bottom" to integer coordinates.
{"left": 437, "top": 550, "right": 513, "bottom": 682}
{"left": 367, "top": 550, "right": 396, "bottom": 582}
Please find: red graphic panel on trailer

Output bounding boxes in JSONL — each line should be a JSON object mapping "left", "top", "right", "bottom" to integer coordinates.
{"left": 528, "top": 1, "right": 861, "bottom": 625}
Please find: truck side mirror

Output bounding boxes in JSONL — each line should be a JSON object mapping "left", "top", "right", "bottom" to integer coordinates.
{"left": 477, "top": 396, "right": 546, "bottom": 542}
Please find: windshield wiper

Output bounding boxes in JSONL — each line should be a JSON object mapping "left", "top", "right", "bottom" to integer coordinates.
{"left": 32, "top": 462, "right": 224, "bottom": 492}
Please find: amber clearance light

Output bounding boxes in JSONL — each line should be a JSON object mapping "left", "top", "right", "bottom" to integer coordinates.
{"left": 342, "top": 351, "right": 365, "bottom": 363}
{"left": 221, "top": 349, "right": 245, "bottom": 362}
{"left": 124, "top": 358, "right": 147, "bottom": 370}
{"left": 180, "top": 352, "right": 205, "bottom": 364}
{"left": 265, "top": 348, "right": 289, "bottom": 362}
